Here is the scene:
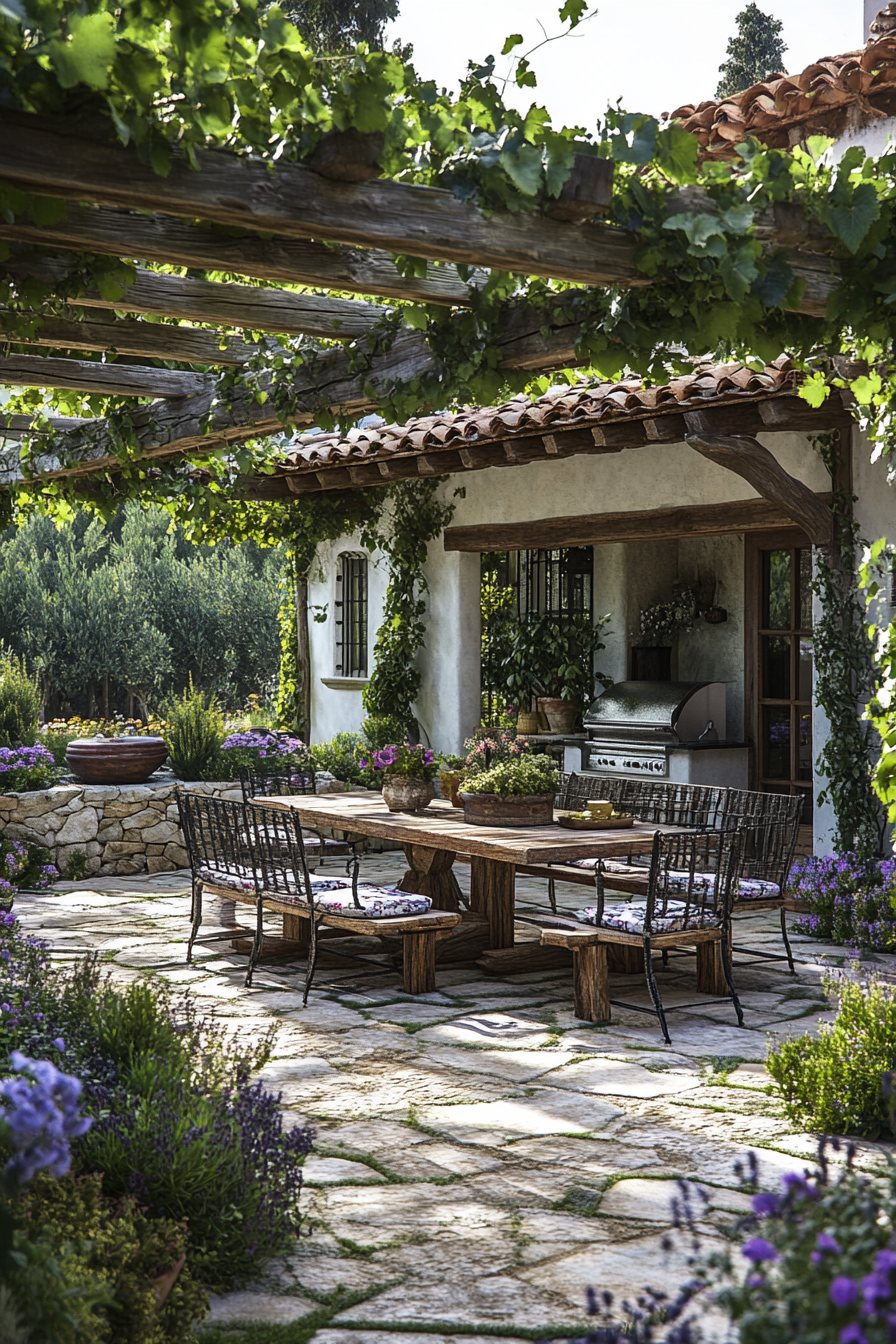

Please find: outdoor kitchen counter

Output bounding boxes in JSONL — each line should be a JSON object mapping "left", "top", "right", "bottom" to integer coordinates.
{"left": 258, "top": 793, "right": 675, "bottom": 950}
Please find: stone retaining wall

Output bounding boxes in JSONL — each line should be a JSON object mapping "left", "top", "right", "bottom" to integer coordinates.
{"left": 0, "top": 779, "right": 242, "bottom": 877}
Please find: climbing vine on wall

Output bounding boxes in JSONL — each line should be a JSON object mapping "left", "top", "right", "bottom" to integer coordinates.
{"left": 361, "top": 479, "right": 458, "bottom": 734}
{"left": 810, "top": 431, "right": 883, "bottom": 857}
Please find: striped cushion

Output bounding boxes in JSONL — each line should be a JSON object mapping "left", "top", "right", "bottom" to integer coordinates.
{"left": 577, "top": 900, "right": 722, "bottom": 934}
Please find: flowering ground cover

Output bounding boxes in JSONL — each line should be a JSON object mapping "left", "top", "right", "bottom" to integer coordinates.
{"left": 791, "top": 854, "right": 896, "bottom": 951}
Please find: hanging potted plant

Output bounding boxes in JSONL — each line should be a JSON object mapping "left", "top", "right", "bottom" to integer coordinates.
{"left": 461, "top": 752, "right": 560, "bottom": 827}
{"left": 632, "top": 586, "right": 697, "bottom": 681}
{"left": 360, "top": 741, "right": 439, "bottom": 812}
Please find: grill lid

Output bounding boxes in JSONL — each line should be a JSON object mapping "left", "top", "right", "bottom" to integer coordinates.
{"left": 584, "top": 680, "right": 725, "bottom": 744}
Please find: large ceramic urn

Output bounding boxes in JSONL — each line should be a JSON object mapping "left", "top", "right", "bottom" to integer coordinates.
{"left": 65, "top": 734, "right": 168, "bottom": 784}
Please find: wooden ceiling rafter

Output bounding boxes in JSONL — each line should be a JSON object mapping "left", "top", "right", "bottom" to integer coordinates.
{"left": 0, "top": 202, "right": 475, "bottom": 307}
{"left": 0, "top": 310, "right": 261, "bottom": 367}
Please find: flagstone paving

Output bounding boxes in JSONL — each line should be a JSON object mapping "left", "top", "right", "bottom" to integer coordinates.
{"left": 15, "top": 853, "right": 896, "bottom": 1340}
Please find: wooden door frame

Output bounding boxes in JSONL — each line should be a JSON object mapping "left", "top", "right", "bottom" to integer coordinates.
{"left": 744, "top": 526, "right": 812, "bottom": 794}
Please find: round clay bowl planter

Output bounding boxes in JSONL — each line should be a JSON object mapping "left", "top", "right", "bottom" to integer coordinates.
{"left": 460, "top": 792, "right": 555, "bottom": 827}
{"left": 65, "top": 735, "right": 168, "bottom": 784}
{"left": 381, "top": 774, "right": 435, "bottom": 813}
{"left": 536, "top": 697, "right": 579, "bottom": 734}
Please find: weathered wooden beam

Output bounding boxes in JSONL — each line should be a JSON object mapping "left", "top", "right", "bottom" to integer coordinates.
{"left": 0, "top": 113, "right": 838, "bottom": 314}
{"left": 684, "top": 411, "right": 834, "bottom": 546}
{"left": 1, "top": 310, "right": 258, "bottom": 366}
{"left": 13, "top": 328, "right": 436, "bottom": 482}
{"left": 5, "top": 258, "right": 385, "bottom": 340}
{"left": 0, "top": 414, "right": 93, "bottom": 434}
{"left": 443, "top": 493, "right": 835, "bottom": 552}
{"left": 0, "top": 113, "right": 648, "bottom": 289}
{"left": 0, "top": 202, "right": 473, "bottom": 306}
{"left": 0, "top": 354, "right": 210, "bottom": 399}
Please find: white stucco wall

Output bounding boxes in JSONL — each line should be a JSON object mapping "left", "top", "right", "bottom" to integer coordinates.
{"left": 307, "top": 534, "right": 390, "bottom": 744}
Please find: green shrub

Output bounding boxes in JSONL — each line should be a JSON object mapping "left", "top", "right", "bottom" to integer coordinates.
{"left": 362, "top": 715, "right": 413, "bottom": 752}
{"left": 311, "top": 731, "right": 365, "bottom": 783}
{"left": 163, "top": 682, "right": 225, "bottom": 781}
{"left": 462, "top": 753, "right": 559, "bottom": 797}
{"left": 14, "top": 1171, "right": 208, "bottom": 1344}
{"left": 0, "top": 650, "right": 40, "bottom": 749}
{"left": 767, "top": 974, "right": 896, "bottom": 1137}
{"left": 64, "top": 851, "right": 89, "bottom": 881}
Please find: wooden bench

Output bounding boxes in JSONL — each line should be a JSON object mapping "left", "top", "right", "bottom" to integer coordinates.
{"left": 539, "top": 917, "right": 728, "bottom": 1023}
{"left": 200, "top": 874, "right": 460, "bottom": 993}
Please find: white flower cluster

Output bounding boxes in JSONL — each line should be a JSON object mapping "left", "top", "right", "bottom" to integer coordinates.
{"left": 638, "top": 589, "right": 698, "bottom": 647}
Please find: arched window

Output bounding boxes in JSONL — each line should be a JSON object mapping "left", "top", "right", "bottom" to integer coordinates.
{"left": 335, "top": 552, "right": 368, "bottom": 677}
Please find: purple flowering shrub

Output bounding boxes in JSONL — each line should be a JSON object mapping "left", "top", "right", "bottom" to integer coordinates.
{"left": 217, "top": 730, "right": 312, "bottom": 781}
{"left": 358, "top": 741, "right": 438, "bottom": 781}
{"left": 767, "top": 974, "right": 896, "bottom": 1137}
{"left": 0, "top": 744, "right": 58, "bottom": 795}
{"left": 68, "top": 976, "right": 314, "bottom": 1288}
{"left": 0, "top": 934, "right": 314, "bottom": 1289}
{"left": 714, "top": 1142, "right": 896, "bottom": 1344}
{"left": 0, "top": 1051, "right": 91, "bottom": 1186}
{"left": 791, "top": 853, "right": 896, "bottom": 951}
{"left": 560, "top": 1143, "right": 896, "bottom": 1344}
{"left": 0, "top": 836, "right": 58, "bottom": 902}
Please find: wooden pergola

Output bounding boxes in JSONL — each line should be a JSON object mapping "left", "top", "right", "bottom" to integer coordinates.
{"left": 0, "top": 107, "right": 851, "bottom": 542}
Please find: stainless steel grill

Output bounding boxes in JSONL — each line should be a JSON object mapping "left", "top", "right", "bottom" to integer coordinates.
{"left": 582, "top": 680, "right": 749, "bottom": 788}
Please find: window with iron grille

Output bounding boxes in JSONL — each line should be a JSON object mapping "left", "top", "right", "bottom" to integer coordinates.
{"left": 508, "top": 547, "right": 593, "bottom": 618}
{"left": 335, "top": 553, "right": 368, "bottom": 677}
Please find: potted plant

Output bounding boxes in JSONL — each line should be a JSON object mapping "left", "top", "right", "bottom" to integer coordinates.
{"left": 461, "top": 752, "right": 559, "bottom": 827}
{"left": 359, "top": 741, "right": 438, "bottom": 812}
{"left": 526, "top": 613, "right": 611, "bottom": 733}
{"left": 437, "top": 754, "right": 465, "bottom": 808}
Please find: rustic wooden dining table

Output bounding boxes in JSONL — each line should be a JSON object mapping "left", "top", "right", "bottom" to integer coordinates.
{"left": 258, "top": 792, "right": 677, "bottom": 953}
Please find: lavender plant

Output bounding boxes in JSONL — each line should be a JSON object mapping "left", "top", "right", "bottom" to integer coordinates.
{"left": 559, "top": 1143, "right": 896, "bottom": 1344}
{"left": 791, "top": 853, "right": 896, "bottom": 951}
{"left": 0, "top": 924, "right": 315, "bottom": 1288}
{"left": 767, "top": 974, "right": 896, "bottom": 1137}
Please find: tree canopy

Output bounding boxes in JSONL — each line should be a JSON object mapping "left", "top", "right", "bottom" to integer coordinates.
{"left": 716, "top": 3, "right": 787, "bottom": 99}
{"left": 277, "top": 0, "right": 399, "bottom": 54}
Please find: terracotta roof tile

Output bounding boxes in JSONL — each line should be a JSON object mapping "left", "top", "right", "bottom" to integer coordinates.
{"left": 273, "top": 358, "right": 800, "bottom": 477}
{"left": 671, "top": 6, "right": 896, "bottom": 160}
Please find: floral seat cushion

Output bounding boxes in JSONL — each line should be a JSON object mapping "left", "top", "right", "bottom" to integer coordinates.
{"left": 568, "top": 859, "right": 781, "bottom": 902}
{"left": 569, "top": 856, "right": 651, "bottom": 873}
{"left": 577, "top": 900, "right": 722, "bottom": 935}
{"left": 198, "top": 865, "right": 352, "bottom": 897}
{"left": 313, "top": 886, "right": 432, "bottom": 918}
{"left": 197, "top": 866, "right": 430, "bottom": 918}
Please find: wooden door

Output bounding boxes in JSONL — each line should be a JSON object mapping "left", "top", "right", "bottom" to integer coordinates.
{"left": 745, "top": 528, "right": 814, "bottom": 826}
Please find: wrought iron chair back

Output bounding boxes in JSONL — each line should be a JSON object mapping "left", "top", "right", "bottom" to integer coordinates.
{"left": 594, "top": 827, "right": 739, "bottom": 935}
{"left": 239, "top": 764, "right": 316, "bottom": 804}
{"left": 559, "top": 773, "right": 640, "bottom": 813}
{"left": 178, "top": 790, "right": 258, "bottom": 891}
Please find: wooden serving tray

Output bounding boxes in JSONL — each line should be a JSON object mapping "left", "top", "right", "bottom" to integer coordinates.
{"left": 556, "top": 813, "right": 634, "bottom": 830}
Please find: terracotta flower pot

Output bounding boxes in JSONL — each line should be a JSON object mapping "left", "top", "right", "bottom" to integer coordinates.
{"left": 536, "top": 697, "right": 579, "bottom": 734}
{"left": 65, "top": 735, "right": 168, "bottom": 784}
{"left": 460, "top": 791, "right": 555, "bottom": 827}
{"left": 438, "top": 770, "right": 464, "bottom": 808}
{"left": 381, "top": 774, "right": 435, "bottom": 813}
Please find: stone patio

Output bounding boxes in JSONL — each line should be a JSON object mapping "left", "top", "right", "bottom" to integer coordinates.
{"left": 16, "top": 853, "right": 896, "bottom": 1342}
